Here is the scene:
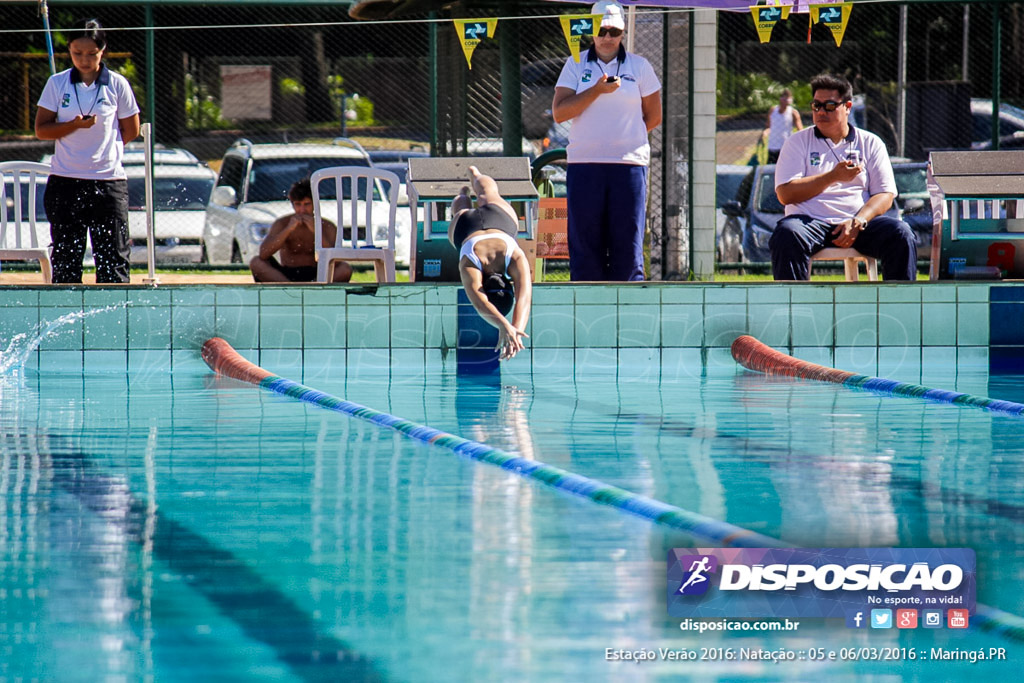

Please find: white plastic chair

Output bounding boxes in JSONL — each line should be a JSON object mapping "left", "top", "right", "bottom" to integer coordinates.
{"left": 810, "top": 247, "right": 879, "bottom": 282}
{"left": 0, "top": 161, "right": 52, "bottom": 283}
{"left": 310, "top": 166, "right": 401, "bottom": 283}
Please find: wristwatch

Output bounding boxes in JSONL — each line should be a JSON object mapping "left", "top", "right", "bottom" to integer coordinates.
{"left": 851, "top": 216, "right": 867, "bottom": 231}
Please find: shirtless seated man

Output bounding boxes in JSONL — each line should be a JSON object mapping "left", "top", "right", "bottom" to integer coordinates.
{"left": 249, "top": 178, "right": 353, "bottom": 283}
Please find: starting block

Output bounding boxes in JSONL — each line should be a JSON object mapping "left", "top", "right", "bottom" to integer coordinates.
{"left": 406, "top": 156, "right": 539, "bottom": 282}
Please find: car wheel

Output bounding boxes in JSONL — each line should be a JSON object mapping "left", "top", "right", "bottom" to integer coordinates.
{"left": 230, "top": 242, "right": 243, "bottom": 264}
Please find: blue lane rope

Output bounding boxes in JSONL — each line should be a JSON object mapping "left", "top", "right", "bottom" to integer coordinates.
{"left": 847, "top": 375, "right": 1024, "bottom": 415}
{"left": 732, "top": 335, "right": 1024, "bottom": 417}
{"left": 203, "top": 337, "right": 1024, "bottom": 642}
{"left": 202, "top": 337, "right": 778, "bottom": 548}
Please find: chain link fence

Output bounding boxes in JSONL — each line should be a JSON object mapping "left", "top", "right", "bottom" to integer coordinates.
{"left": 1, "top": 3, "right": 678, "bottom": 275}
{"left": 715, "top": 3, "right": 1024, "bottom": 272}
{"left": 2, "top": 2, "right": 1021, "bottom": 275}
{"left": 717, "top": 3, "right": 1024, "bottom": 165}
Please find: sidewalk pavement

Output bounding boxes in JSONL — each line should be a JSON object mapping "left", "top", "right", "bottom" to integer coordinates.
{"left": 717, "top": 128, "right": 761, "bottom": 166}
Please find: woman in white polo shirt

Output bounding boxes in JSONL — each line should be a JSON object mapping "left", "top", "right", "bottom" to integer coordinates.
{"left": 35, "top": 18, "right": 140, "bottom": 283}
{"left": 551, "top": 0, "right": 661, "bottom": 281}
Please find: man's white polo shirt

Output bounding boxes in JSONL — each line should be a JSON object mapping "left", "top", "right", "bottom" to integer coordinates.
{"left": 774, "top": 124, "right": 896, "bottom": 222}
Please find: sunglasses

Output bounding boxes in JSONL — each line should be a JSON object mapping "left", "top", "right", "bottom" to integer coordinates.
{"left": 598, "top": 28, "right": 623, "bottom": 38}
{"left": 811, "top": 99, "right": 848, "bottom": 112}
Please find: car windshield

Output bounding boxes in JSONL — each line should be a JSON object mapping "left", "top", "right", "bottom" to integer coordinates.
{"left": 893, "top": 166, "right": 928, "bottom": 200}
{"left": 373, "top": 163, "right": 408, "bottom": 184}
{"left": 716, "top": 170, "right": 748, "bottom": 208}
{"left": 247, "top": 158, "right": 373, "bottom": 203}
{"left": 550, "top": 174, "right": 566, "bottom": 198}
{"left": 971, "top": 102, "right": 1024, "bottom": 141}
{"left": 755, "top": 172, "right": 784, "bottom": 213}
{"left": 3, "top": 182, "right": 47, "bottom": 222}
{"left": 521, "top": 58, "right": 563, "bottom": 87}
{"left": 369, "top": 151, "right": 427, "bottom": 165}
{"left": 127, "top": 177, "right": 214, "bottom": 210}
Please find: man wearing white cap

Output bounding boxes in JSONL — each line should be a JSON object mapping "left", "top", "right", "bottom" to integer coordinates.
{"left": 551, "top": 0, "right": 662, "bottom": 281}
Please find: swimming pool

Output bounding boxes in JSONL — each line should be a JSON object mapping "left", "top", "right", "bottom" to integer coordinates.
{"left": 1, "top": 332, "right": 1022, "bottom": 681}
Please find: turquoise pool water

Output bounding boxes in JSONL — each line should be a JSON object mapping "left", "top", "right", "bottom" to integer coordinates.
{"left": 1, "top": 352, "right": 1022, "bottom": 681}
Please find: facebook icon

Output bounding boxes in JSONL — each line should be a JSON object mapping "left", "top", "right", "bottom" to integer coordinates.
{"left": 846, "top": 610, "right": 866, "bottom": 628}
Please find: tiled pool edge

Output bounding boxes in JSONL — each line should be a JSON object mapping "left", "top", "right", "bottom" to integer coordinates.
{"left": 0, "top": 282, "right": 1018, "bottom": 376}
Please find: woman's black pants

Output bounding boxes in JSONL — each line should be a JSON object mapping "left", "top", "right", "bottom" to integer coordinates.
{"left": 44, "top": 175, "right": 130, "bottom": 283}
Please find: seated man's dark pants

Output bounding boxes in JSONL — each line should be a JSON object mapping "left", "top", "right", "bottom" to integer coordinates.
{"left": 769, "top": 215, "right": 917, "bottom": 281}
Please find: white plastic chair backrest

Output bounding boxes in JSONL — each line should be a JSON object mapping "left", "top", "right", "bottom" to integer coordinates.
{"left": 0, "top": 161, "right": 49, "bottom": 250}
{"left": 310, "top": 166, "right": 400, "bottom": 251}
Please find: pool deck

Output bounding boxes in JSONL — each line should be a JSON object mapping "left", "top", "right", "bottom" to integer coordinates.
{"left": 0, "top": 272, "right": 255, "bottom": 285}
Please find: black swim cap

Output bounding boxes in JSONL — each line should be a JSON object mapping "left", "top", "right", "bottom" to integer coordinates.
{"left": 483, "top": 273, "right": 514, "bottom": 316}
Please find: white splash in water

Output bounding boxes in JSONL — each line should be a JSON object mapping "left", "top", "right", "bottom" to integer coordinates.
{"left": 0, "top": 302, "right": 129, "bottom": 375}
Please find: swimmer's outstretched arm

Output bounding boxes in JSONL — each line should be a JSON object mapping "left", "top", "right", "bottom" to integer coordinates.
{"left": 507, "top": 250, "right": 532, "bottom": 349}
{"left": 459, "top": 261, "right": 530, "bottom": 361}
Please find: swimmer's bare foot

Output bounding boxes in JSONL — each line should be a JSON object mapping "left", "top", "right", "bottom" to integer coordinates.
{"left": 468, "top": 166, "right": 485, "bottom": 195}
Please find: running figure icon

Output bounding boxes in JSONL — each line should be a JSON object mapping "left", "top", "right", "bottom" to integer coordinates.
{"left": 678, "top": 556, "right": 712, "bottom": 594}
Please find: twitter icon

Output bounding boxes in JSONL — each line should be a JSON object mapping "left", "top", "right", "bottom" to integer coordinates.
{"left": 871, "top": 609, "right": 893, "bottom": 629}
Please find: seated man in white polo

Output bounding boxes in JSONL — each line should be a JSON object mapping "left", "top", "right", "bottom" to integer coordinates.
{"left": 770, "top": 73, "right": 916, "bottom": 281}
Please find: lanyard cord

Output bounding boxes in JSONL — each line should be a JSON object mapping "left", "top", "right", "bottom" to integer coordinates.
{"left": 73, "top": 78, "right": 101, "bottom": 118}
{"left": 824, "top": 128, "right": 859, "bottom": 165}
{"left": 598, "top": 58, "right": 622, "bottom": 79}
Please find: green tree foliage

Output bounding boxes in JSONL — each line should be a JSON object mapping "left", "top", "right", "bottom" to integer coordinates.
{"left": 326, "top": 74, "right": 375, "bottom": 126}
{"left": 184, "top": 73, "right": 231, "bottom": 130}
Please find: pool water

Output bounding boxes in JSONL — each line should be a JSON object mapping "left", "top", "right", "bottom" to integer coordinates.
{"left": 1, "top": 354, "right": 1022, "bottom": 681}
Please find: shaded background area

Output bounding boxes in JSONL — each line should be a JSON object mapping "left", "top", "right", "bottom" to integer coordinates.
{"left": 1, "top": 1, "right": 1021, "bottom": 280}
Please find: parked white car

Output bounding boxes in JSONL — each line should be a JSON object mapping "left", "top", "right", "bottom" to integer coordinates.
{"left": 123, "top": 142, "right": 204, "bottom": 166}
{"left": 202, "top": 139, "right": 410, "bottom": 267}
{"left": 126, "top": 163, "right": 216, "bottom": 264}
{"left": 42, "top": 143, "right": 203, "bottom": 169}
{"left": 38, "top": 146, "right": 216, "bottom": 265}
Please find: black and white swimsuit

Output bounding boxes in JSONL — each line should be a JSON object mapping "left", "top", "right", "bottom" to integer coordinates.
{"left": 451, "top": 204, "right": 518, "bottom": 248}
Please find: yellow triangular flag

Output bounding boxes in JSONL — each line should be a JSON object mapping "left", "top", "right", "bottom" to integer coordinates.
{"left": 559, "top": 14, "right": 601, "bottom": 63}
{"left": 749, "top": 4, "right": 792, "bottom": 44}
{"left": 453, "top": 18, "right": 498, "bottom": 69}
{"left": 811, "top": 3, "right": 853, "bottom": 47}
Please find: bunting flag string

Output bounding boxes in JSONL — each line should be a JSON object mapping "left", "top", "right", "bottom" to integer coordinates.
{"left": 452, "top": 4, "right": 853, "bottom": 71}
{"left": 748, "top": 0, "right": 852, "bottom": 46}
{"left": 559, "top": 14, "right": 601, "bottom": 63}
{"left": 453, "top": 18, "right": 498, "bottom": 69}
{"left": 811, "top": 2, "right": 853, "bottom": 47}
{"left": 749, "top": 4, "right": 791, "bottom": 44}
